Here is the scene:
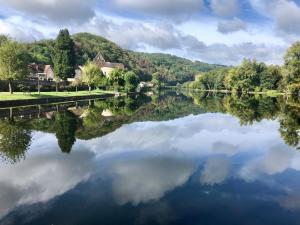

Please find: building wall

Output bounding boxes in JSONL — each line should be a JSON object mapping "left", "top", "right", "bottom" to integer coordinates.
{"left": 46, "top": 69, "right": 54, "bottom": 80}
{"left": 101, "top": 67, "right": 115, "bottom": 77}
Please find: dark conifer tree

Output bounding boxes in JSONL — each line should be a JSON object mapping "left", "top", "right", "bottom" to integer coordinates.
{"left": 53, "top": 29, "right": 76, "bottom": 83}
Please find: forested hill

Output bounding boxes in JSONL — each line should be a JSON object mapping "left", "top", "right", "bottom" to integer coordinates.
{"left": 134, "top": 52, "right": 225, "bottom": 84}
{"left": 27, "top": 32, "right": 225, "bottom": 84}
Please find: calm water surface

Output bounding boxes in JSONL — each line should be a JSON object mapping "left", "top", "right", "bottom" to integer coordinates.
{"left": 0, "top": 92, "right": 300, "bottom": 225}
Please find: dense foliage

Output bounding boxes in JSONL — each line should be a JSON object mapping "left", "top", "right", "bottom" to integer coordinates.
{"left": 82, "top": 61, "right": 105, "bottom": 92}
{"left": 53, "top": 29, "right": 76, "bottom": 81}
{"left": 190, "top": 42, "right": 300, "bottom": 95}
{"left": 0, "top": 120, "right": 32, "bottom": 163}
{"left": 191, "top": 60, "right": 284, "bottom": 92}
{"left": 124, "top": 71, "right": 139, "bottom": 92}
{"left": 0, "top": 38, "right": 30, "bottom": 93}
{"left": 26, "top": 40, "right": 54, "bottom": 65}
{"left": 134, "top": 53, "right": 224, "bottom": 85}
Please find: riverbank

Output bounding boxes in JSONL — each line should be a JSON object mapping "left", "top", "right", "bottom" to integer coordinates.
{"left": 0, "top": 90, "right": 119, "bottom": 108}
{"left": 0, "top": 90, "right": 117, "bottom": 101}
{"left": 167, "top": 86, "right": 285, "bottom": 97}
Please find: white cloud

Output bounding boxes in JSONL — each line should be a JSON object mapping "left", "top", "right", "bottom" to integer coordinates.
{"left": 0, "top": 19, "right": 44, "bottom": 42}
{"left": 217, "top": 17, "right": 247, "bottom": 34}
{"left": 85, "top": 16, "right": 182, "bottom": 50}
{"left": 112, "top": 0, "right": 204, "bottom": 21}
{"left": 0, "top": 0, "right": 296, "bottom": 65}
{"left": 210, "top": 0, "right": 239, "bottom": 17}
{"left": 86, "top": 114, "right": 281, "bottom": 157}
{"left": 238, "top": 144, "right": 296, "bottom": 182}
{"left": 183, "top": 36, "right": 285, "bottom": 65}
{"left": 111, "top": 157, "right": 195, "bottom": 205}
{"left": 0, "top": 132, "right": 95, "bottom": 219}
{"left": 78, "top": 15, "right": 286, "bottom": 65}
{"left": 200, "top": 157, "right": 230, "bottom": 185}
{"left": 0, "top": 0, "right": 96, "bottom": 24}
{"left": 250, "top": 0, "right": 300, "bottom": 38}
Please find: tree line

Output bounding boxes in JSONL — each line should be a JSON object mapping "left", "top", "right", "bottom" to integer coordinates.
{"left": 0, "top": 29, "right": 139, "bottom": 94}
{"left": 190, "top": 42, "right": 300, "bottom": 97}
{"left": 0, "top": 31, "right": 224, "bottom": 94}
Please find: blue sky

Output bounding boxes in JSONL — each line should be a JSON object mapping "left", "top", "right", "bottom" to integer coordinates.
{"left": 0, "top": 0, "right": 299, "bottom": 65}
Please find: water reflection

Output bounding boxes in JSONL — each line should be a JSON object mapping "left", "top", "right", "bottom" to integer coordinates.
{"left": 54, "top": 111, "right": 78, "bottom": 153}
{"left": 0, "top": 92, "right": 300, "bottom": 224}
{"left": 0, "top": 138, "right": 95, "bottom": 219}
{"left": 190, "top": 92, "right": 300, "bottom": 148}
{"left": 111, "top": 156, "right": 195, "bottom": 205}
{"left": 0, "top": 119, "right": 31, "bottom": 163}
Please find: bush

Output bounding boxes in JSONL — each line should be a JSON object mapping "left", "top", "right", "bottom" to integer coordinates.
{"left": 124, "top": 71, "right": 139, "bottom": 93}
{"left": 287, "top": 84, "right": 300, "bottom": 98}
{"left": 254, "top": 86, "right": 262, "bottom": 93}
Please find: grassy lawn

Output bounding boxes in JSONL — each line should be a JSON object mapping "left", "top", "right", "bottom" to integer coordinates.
{"left": 0, "top": 90, "right": 115, "bottom": 101}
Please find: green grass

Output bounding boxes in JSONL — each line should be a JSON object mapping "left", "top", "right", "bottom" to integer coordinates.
{"left": 265, "top": 90, "right": 284, "bottom": 97}
{"left": 0, "top": 90, "right": 115, "bottom": 101}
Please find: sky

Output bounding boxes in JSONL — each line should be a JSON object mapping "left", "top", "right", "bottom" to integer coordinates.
{"left": 0, "top": 0, "right": 299, "bottom": 65}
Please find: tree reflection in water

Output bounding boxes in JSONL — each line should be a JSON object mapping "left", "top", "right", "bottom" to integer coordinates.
{"left": 190, "top": 91, "right": 300, "bottom": 149}
{"left": 0, "top": 119, "right": 31, "bottom": 164}
{"left": 1, "top": 92, "right": 300, "bottom": 164}
{"left": 54, "top": 111, "right": 78, "bottom": 154}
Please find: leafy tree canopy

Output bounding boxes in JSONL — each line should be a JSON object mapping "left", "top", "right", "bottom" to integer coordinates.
{"left": 124, "top": 71, "right": 139, "bottom": 92}
{"left": 0, "top": 120, "right": 32, "bottom": 163}
{"left": 0, "top": 39, "right": 30, "bottom": 93}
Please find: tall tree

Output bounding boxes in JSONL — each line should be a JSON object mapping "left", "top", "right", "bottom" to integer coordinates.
{"left": 283, "top": 42, "right": 300, "bottom": 85}
{"left": 260, "top": 65, "right": 282, "bottom": 91}
{"left": 53, "top": 29, "right": 76, "bottom": 87}
{"left": 0, "top": 39, "right": 30, "bottom": 94}
{"left": 228, "top": 60, "right": 264, "bottom": 92}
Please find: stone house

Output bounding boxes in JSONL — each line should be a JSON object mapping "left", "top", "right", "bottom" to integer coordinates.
{"left": 94, "top": 52, "right": 125, "bottom": 77}
{"left": 28, "top": 63, "right": 54, "bottom": 81}
{"left": 68, "top": 53, "right": 125, "bottom": 82}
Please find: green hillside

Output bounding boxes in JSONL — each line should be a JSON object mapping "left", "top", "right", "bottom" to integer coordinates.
{"left": 26, "top": 32, "right": 225, "bottom": 84}
{"left": 134, "top": 52, "right": 224, "bottom": 84}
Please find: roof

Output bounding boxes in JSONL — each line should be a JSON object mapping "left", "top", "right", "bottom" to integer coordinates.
{"left": 102, "top": 62, "right": 124, "bottom": 69}
{"left": 29, "top": 63, "right": 53, "bottom": 73}
{"left": 94, "top": 52, "right": 106, "bottom": 63}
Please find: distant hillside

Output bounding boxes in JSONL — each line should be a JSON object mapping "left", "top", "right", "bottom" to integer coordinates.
{"left": 26, "top": 32, "right": 225, "bottom": 84}
{"left": 134, "top": 52, "right": 224, "bottom": 84}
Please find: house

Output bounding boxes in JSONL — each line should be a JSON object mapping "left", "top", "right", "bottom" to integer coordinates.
{"left": 67, "top": 66, "right": 84, "bottom": 82}
{"left": 28, "top": 63, "right": 54, "bottom": 81}
{"left": 94, "top": 52, "right": 125, "bottom": 77}
{"left": 69, "top": 53, "right": 125, "bottom": 81}
{"left": 139, "top": 81, "right": 154, "bottom": 88}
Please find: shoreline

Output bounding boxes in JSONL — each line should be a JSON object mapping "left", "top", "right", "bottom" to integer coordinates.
{"left": 166, "top": 86, "right": 285, "bottom": 97}
{"left": 0, "top": 91, "right": 115, "bottom": 108}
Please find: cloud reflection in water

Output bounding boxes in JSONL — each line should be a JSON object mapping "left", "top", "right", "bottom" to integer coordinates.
{"left": 1, "top": 113, "right": 300, "bottom": 221}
